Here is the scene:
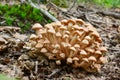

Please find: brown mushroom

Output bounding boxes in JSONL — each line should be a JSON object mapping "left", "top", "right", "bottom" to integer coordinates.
{"left": 32, "top": 23, "right": 43, "bottom": 35}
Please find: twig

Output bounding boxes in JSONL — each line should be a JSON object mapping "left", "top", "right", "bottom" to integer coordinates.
{"left": 97, "top": 11, "right": 120, "bottom": 19}
{"left": 28, "top": 0, "right": 58, "bottom": 22}
{"left": 47, "top": 68, "right": 61, "bottom": 78}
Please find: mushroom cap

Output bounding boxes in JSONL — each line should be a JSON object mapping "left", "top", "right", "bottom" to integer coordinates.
{"left": 74, "top": 44, "right": 80, "bottom": 48}
{"left": 47, "top": 29, "right": 56, "bottom": 34}
{"left": 35, "top": 43, "right": 43, "bottom": 48}
{"left": 52, "top": 49, "right": 58, "bottom": 53}
{"left": 67, "top": 57, "right": 73, "bottom": 64}
{"left": 82, "top": 58, "right": 89, "bottom": 62}
{"left": 43, "top": 39, "right": 50, "bottom": 44}
{"left": 39, "top": 29, "right": 47, "bottom": 34}
{"left": 63, "top": 34, "right": 69, "bottom": 39}
{"left": 80, "top": 50, "right": 87, "bottom": 55}
{"left": 56, "top": 60, "right": 61, "bottom": 65}
{"left": 73, "top": 57, "right": 79, "bottom": 61}
{"left": 45, "top": 24, "right": 53, "bottom": 29}
{"left": 85, "top": 48, "right": 94, "bottom": 53}
{"left": 95, "top": 51, "right": 102, "bottom": 55}
{"left": 81, "top": 39, "right": 89, "bottom": 45}
{"left": 70, "top": 47, "right": 76, "bottom": 51}
{"left": 99, "top": 47, "right": 107, "bottom": 52}
{"left": 85, "top": 36, "right": 91, "bottom": 40}
{"left": 56, "top": 32, "right": 62, "bottom": 37}
{"left": 59, "top": 53, "right": 65, "bottom": 58}
{"left": 54, "top": 44, "right": 60, "bottom": 49}
{"left": 99, "top": 57, "right": 108, "bottom": 64}
{"left": 67, "top": 19, "right": 76, "bottom": 25}
{"left": 29, "top": 34, "right": 37, "bottom": 40}
{"left": 73, "top": 25, "right": 81, "bottom": 30}
{"left": 64, "top": 31, "right": 70, "bottom": 35}
{"left": 59, "top": 26, "right": 67, "bottom": 30}
{"left": 32, "top": 23, "right": 43, "bottom": 30}
{"left": 88, "top": 56, "right": 97, "bottom": 62}
{"left": 75, "top": 19, "right": 85, "bottom": 25}
{"left": 61, "top": 19, "right": 68, "bottom": 25}
{"left": 40, "top": 48, "right": 47, "bottom": 53}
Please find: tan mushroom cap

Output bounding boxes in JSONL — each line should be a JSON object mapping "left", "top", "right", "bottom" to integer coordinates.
{"left": 56, "top": 32, "right": 62, "bottom": 37}
{"left": 74, "top": 44, "right": 80, "bottom": 48}
{"left": 99, "top": 57, "right": 108, "bottom": 64}
{"left": 54, "top": 44, "right": 60, "bottom": 49}
{"left": 80, "top": 50, "right": 87, "bottom": 55}
{"left": 56, "top": 60, "right": 61, "bottom": 65}
{"left": 67, "top": 19, "right": 76, "bottom": 25}
{"left": 85, "top": 36, "right": 91, "bottom": 40}
{"left": 95, "top": 50, "right": 102, "bottom": 55}
{"left": 59, "top": 26, "right": 67, "bottom": 30}
{"left": 43, "top": 39, "right": 50, "bottom": 44}
{"left": 61, "top": 19, "right": 68, "bottom": 25}
{"left": 81, "top": 39, "right": 89, "bottom": 45}
{"left": 82, "top": 58, "right": 89, "bottom": 62}
{"left": 75, "top": 19, "right": 85, "bottom": 25}
{"left": 47, "top": 28, "right": 56, "bottom": 34}
{"left": 73, "top": 57, "right": 79, "bottom": 61}
{"left": 88, "top": 56, "right": 97, "bottom": 62}
{"left": 67, "top": 57, "right": 73, "bottom": 64}
{"left": 29, "top": 34, "right": 37, "bottom": 40}
{"left": 85, "top": 48, "right": 94, "bottom": 53}
{"left": 59, "top": 53, "right": 65, "bottom": 58}
{"left": 99, "top": 47, "right": 107, "bottom": 52}
{"left": 35, "top": 43, "right": 43, "bottom": 48}
{"left": 40, "top": 48, "right": 47, "bottom": 53}
{"left": 32, "top": 23, "right": 43, "bottom": 30}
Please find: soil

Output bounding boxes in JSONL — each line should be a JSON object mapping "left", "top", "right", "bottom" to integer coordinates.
{"left": 0, "top": 1, "right": 120, "bottom": 80}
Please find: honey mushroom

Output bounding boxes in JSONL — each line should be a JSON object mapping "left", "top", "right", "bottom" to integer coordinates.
{"left": 29, "top": 19, "right": 108, "bottom": 72}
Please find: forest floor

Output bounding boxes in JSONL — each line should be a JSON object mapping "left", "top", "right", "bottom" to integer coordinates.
{"left": 0, "top": 1, "right": 120, "bottom": 80}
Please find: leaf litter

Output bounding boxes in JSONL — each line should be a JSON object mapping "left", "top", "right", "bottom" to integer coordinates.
{"left": 0, "top": 4, "right": 120, "bottom": 80}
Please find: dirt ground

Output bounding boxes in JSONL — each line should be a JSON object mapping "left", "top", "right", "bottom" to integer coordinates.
{"left": 0, "top": 1, "right": 120, "bottom": 80}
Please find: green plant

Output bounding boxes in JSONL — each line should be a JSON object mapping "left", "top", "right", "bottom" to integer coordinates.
{"left": 0, "top": 73, "right": 17, "bottom": 80}
{"left": 51, "top": 0, "right": 69, "bottom": 8}
{"left": 0, "top": 3, "right": 52, "bottom": 32}
{"left": 77, "top": 0, "right": 120, "bottom": 8}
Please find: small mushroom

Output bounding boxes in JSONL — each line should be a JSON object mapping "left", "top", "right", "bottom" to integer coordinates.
{"left": 67, "top": 57, "right": 73, "bottom": 64}
{"left": 56, "top": 60, "right": 61, "bottom": 65}
{"left": 40, "top": 48, "right": 47, "bottom": 53}
{"left": 99, "top": 47, "right": 107, "bottom": 53}
{"left": 32, "top": 23, "right": 43, "bottom": 35}
{"left": 59, "top": 53, "right": 65, "bottom": 59}
{"left": 80, "top": 39, "right": 89, "bottom": 48}
{"left": 88, "top": 56, "right": 97, "bottom": 62}
{"left": 99, "top": 57, "right": 108, "bottom": 64}
{"left": 75, "top": 19, "right": 85, "bottom": 25}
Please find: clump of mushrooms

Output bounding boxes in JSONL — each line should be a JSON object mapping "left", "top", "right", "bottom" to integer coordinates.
{"left": 29, "top": 19, "right": 107, "bottom": 72}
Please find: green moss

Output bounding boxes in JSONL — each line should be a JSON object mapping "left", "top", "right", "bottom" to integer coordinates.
{"left": 0, "top": 3, "right": 52, "bottom": 32}
{"left": 0, "top": 73, "right": 16, "bottom": 80}
{"left": 77, "top": 0, "right": 120, "bottom": 8}
{"left": 51, "top": 0, "right": 69, "bottom": 8}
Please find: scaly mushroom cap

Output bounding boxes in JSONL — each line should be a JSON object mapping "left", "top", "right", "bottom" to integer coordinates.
{"left": 29, "top": 19, "right": 107, "bottom": 72}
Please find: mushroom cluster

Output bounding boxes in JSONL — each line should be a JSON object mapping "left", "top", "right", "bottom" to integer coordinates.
{"left": 0, "top": 26, "right": 25, "bottom": 53}
{"left": 29, "top": 19, "right": 107, "bottom": 72}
